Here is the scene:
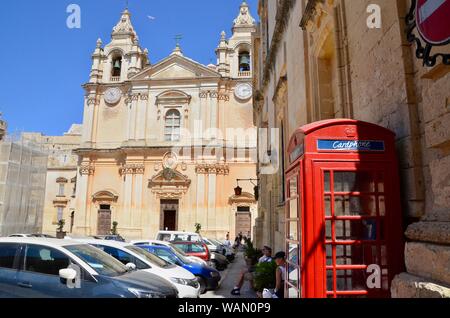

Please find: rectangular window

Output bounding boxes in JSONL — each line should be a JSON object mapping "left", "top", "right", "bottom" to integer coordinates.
{"left": 0, "top": 244, "right": 19, "bottom": 269}
{"left": 24, "top": 245, "right": 70, "bottom": 276}
{"left": 57, "top": 207, "right": 64, "bottom": 222}
{"left": 58, "top": 183, "right": 65, "bottom": 196}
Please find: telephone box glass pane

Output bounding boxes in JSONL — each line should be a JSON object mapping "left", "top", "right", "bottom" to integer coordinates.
{"left": 336, "top": 244, "right": 378, "bottom": 265}
{"left": 336, "top": 270, "right": 368, "bottom": 291}
{"left": 335, "top": 219, "right": 378, "bottom": 241}
{"left": 288, "top": 263, "right": 299, "bottom": 287}
{"left": 287, "top": 286, "right": 300, "bottom": 298}
{"left": 288, "top": 243, "right": 299, "bottom": 265}
{"left": 289, "top": 198, "right": 298, "bottom": 219}
{"left": 334, "top": 195, "right": 377, "bottom": 216}
{"left": 324, "top": 171, "right": 331, "bottom": 192}
{"left": 326, "top": 270, "right": 334, "bottom": 291}
{"left": 289, "top": 221, "right": 298, "bottom": 241}
{"left": 289, "top": 178, "right": 297, "bottom": 198}
{"left": 334, "top": 172, "right": 375, "bottom": 193}
{"left": 326, "top": 245, "right": 333, "bottom": 265}
{"left": 324, "top": 195, "right": 332, "bottom": 216}
{"left": 378, "top": 196, "right": 386, "bottom": 216}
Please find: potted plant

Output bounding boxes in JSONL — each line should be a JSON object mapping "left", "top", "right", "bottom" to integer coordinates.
{"left": 56, "top": 219, "right": 66, "bottom": 239}
{"left": 253, "top": 261, "right": 277, "bottom": 293}
{"left": 111, "top": 221, "right": 119, "bottom": 235}
{"left": 243, "top": 238, "right": 263, "bottom": 267}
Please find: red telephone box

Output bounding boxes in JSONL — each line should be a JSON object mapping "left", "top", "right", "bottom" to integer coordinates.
{"left": 285, "top": 119, "right": 404, "bottom": 298}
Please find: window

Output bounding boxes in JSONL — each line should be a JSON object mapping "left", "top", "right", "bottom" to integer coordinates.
{"left": 58, "top": 183, "right": 65, "bottom": 196}
{"left": 112, "top": 56, "right": 122, "bottom": 77}
{"left": 239, "top": 51, "right": 251, "bottom": 72}
{"left": 0, "top": 244, "right": 19, "bottom": 269}
{"left": 24, "top": 245, "right": 70, "bottom": 276}
{"left": 66, "top": 244, "right": 127, "bottom": 277}
{"left": 164, "top": 110, "right": 181, "bottom": 141}
{"left": 190, "top": 244, "right": 205, "bottom": 253}
{"left": 57, "top": 207, "right": 64, "bottom": 222}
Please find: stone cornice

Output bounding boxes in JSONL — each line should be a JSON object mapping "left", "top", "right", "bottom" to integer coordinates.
{"left": 195, "top": 164, "right": 230, "bottom": 175}
{"left": 300, "top": 0, "right": 325, "bottom": 30}
{"left": 119, "top": 164, "right": 145, "bottom": 175}
{"left": 79, "top": 163, "right": 95, "bottom": 176}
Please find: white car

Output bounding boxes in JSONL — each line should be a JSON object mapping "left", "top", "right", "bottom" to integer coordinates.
{"left": 131, "top": 240, "right": 208, "bottom": 267}
{"left": 75, "top": 239, "right": 200, "bottom": 298}
{"left": 155, "top": 231, "right": 202, "bottom": 243}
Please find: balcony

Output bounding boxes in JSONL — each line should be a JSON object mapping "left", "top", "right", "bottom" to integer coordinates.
{"left": 238, "top": 71, "right": 252, "bottom": 78}
{"left": 110, "top": 76, "right": 121, "bottom": 82}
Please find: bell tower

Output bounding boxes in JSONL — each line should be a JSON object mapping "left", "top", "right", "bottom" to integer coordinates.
{"left": 88, "top": 9, "right": 149, "bottom": 84}
{"left": 215, "top": 1, "right": 256, "bottom": 79}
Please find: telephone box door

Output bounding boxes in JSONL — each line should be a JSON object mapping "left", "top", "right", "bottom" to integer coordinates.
{"left": 312, "top": 161, "right": 400, "bottom": 298}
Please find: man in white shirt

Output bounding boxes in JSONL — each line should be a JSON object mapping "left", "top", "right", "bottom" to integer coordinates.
{"left": 231, "top": 246, "right": 272, "bottom": 296}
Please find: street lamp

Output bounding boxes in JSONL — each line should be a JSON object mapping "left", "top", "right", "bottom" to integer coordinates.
{"left": 234, "top": 179, "right": 259, "bottom": 200}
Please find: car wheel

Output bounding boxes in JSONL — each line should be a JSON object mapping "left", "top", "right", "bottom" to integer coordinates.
{"left": 197, "top": 276, "right": 207, "bottom": 294}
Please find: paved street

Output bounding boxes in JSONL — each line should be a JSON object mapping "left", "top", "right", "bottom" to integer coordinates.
{"left": 202, "top": 252, "right": 257, "bottom": 298}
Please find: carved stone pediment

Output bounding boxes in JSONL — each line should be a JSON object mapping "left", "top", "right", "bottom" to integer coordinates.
{"left": 148, "top": 169, "right": 191, "bottom": 198}
{"left": 92, "top": 190, "right": 119, "bottom": 204}
{"left": 156, "top": 90, "right": 192, "bottom": 106}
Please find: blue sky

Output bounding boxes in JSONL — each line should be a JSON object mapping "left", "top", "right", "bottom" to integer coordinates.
{"left": 0, "top": 0, "right": 258, "bottom": 136}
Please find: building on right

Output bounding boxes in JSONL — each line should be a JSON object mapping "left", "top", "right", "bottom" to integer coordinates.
{"left": 252, "top": 0, "right": 450, "bottom": 297}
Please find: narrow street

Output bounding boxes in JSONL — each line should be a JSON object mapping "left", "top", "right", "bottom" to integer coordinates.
{"left": 202, "top": 252, "right": 257, "bottom": 298}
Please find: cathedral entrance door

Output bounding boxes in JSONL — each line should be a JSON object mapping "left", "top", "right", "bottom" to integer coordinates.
{"left": 97, "top": 205, "right": 112, "bottom": 235}
{"left": 160, "top": 200, "right": 179, "bottom": 231}
{"left": 236, "top": 206, "right": 251, "bottom": 238}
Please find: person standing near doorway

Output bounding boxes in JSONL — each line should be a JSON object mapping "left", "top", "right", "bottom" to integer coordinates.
{"left": 274, "top": 251, "right": 286, "bottom": 298}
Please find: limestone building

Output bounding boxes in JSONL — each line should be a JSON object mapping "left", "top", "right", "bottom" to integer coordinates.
{"left": 0, "top": 119, "right": 48, "bottom": 236}
{"left": 65, "top": 2, "right": 258, "bottom": 240}
{"left": 253, "top": 0, "right": 450, "bottom": 297}
{"left": 22, "top": 125, "right": 82, "bottom": 235}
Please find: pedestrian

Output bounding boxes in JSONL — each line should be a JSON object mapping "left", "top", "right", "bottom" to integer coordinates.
{"left": 231, "top": 246, "right": 273, "bottom": 296}
{"left": 273, "top": 251, "right": 286, "bottom": 298}
{"left": 224, "top": 233, "right": 232, "bottom": 247}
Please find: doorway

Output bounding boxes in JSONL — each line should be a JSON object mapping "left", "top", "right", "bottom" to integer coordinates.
{"left": 160, "top": 200, "right": 179, "bottom": 231}
{"left": 235, "top": 206, "right": 251, "bottom": 238}
{"left": 97, "top": 205, "right": 111, "bottom": 235}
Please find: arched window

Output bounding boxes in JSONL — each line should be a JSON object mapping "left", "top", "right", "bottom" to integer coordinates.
{"left": 239, "top": 51, "right": 251, "bottom": 72}
{"left": 111, "top": 56, "right": 122, "bottom": 77}
{"left": 164, "top": 110, "right": 181, "bottom": 141}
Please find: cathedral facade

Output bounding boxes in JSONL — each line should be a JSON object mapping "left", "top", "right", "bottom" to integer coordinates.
{"left": 43, "top": 2, "right": 258, "bottom": 240}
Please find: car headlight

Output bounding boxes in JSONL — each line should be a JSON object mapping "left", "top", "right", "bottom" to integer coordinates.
{"left": 171, "top": 278, "right": 200, "bottom": 288}
{"left": 128, "top": 288, "right": 166, "bottom": 298}
{"left": 170, "top": 277, "right": 189, "bottom": 286}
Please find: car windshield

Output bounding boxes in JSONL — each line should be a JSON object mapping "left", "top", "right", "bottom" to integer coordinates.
{"left": 126, "top": 246, "right": 171, "bottom": 268}
{"left": 168, "top": 246, "right": 191, "bottom": 264}
{"left": 210, "top": 239, "right": 224, "bottom": 246}
{"left": 66, "top": 244, "right": 128, "bottom": 277}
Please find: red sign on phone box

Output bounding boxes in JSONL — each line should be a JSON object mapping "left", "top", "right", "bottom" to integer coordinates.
{"left": 416, "top": 0, "right": 450, "bottom": 45}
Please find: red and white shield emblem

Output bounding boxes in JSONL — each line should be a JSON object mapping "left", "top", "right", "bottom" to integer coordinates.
{"left": 416, "top": 0, "right": 450, "bottom": 45}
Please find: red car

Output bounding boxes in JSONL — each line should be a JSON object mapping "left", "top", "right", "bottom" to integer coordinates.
{"left": 171, "top": 241, "right": 210, "bottom": 262}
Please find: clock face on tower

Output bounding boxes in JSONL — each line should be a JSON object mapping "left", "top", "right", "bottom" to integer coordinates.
{"left": 104, "top": 87, "right": 122, "bottom": 105}
{"left": 234, "top": 83, "right": 253, "bottom": 101}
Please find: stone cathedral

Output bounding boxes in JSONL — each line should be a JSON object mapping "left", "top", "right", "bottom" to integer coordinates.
{"left": 39, "top": 2, "right": 258, "bottom": 240}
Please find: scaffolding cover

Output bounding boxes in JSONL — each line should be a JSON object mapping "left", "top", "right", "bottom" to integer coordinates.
{"left": 0, "top": 139, "right": 48, "bottom": 236}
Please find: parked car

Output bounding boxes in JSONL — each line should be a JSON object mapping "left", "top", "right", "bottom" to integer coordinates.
{"left": 8, "top": 234, "right": 56, "bottom": 238}
{"left": 208, "top": 238, "right": 236, "bottom": 262}
{"left": 0, "top": 238, "right": 178, "bottom": 298}
{"left": 170, "top": 241, "right": 210, "bottom": 262}
{"left": 202, "top": 238, "right": 221, "bottom": 253}
{"left": 75, "top": 239, "right": 200, "bottom": 298}
{"left": 131, "top": 240, "right": 208, "bottom": 266}
{"left": 91, "top": 235, "right": 126, "bottom": 242}
{"left": 138, "top": 244, "right": 221, "bottom": 294}
{"left": 156, "top": 231, "right": 202, "bottom": 243}
{"left": 210, "top": 251, "right": 229, "bottom": 271}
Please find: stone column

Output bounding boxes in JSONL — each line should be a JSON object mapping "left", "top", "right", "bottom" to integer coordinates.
{"left": 136, "top": 95, "right": 148, "bottom": 141}
{"left": 74, "top": 161, "right": 95, "bottom": 236}
{"left": 82, "top": 96, "right": 97, "bottom": 145}
{"left": 120, "top": 165, "right": 134, "bottom": 227}
{"left": 133, "top": 165, "right": 145, "bottom": 228}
